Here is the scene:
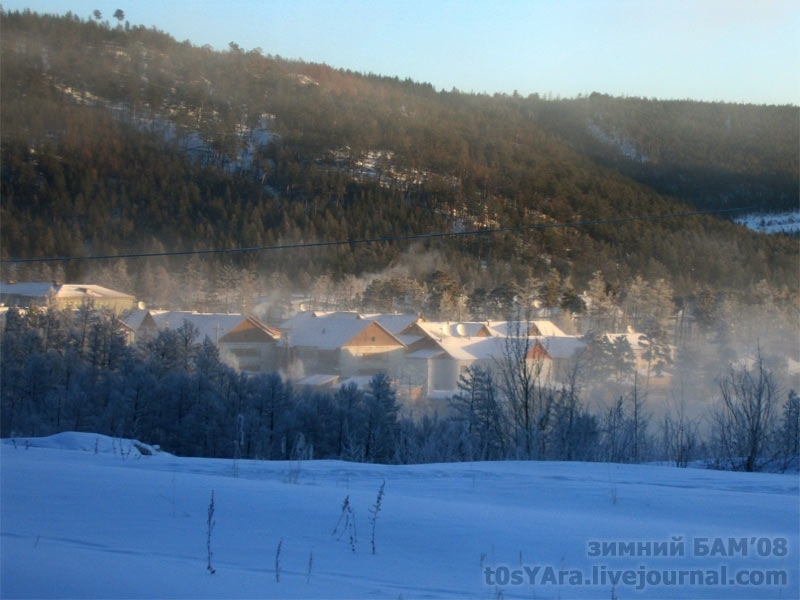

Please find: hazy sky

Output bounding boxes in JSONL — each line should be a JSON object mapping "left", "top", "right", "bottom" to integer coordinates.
{"left": 5, "top": 0, "right": 799, "bottom": 104}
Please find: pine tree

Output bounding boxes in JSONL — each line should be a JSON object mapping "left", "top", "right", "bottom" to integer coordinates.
{"left": 363, "top": 373, "right": 399, "bottom": 463}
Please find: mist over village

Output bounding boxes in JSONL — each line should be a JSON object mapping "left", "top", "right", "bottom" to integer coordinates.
{"left": 1, "top": 6, "right": 798, "bottom": 599}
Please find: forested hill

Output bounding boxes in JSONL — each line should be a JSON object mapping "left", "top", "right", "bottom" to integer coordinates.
{"left": 1, "top": 9, "right": 798, "bottom": 316}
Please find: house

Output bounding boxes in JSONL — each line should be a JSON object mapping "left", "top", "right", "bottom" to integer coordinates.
{"left": 123, "top": 309, "right": 279, "bottom": 372}
{"left": 404, "top": 318, "right": 584, "bottom": 399}
{"left": 117, "top": 305, "right": 585, "bottom": 411}
{"left": 218, "top": 316, "right": 281, "bottom": 372}
{"left": 121, "top": 308, "right": 159, "bottom": 343}
{"left": 123, "top": 310, "right": 243, "bottom": 345}
{"left": 149, "top": 311, "right": 245, "bottom": 345}
{"left": 0, "top": 281, "right": 135, "bottom": 313}
{"left": 279, "top": 311, "right": 407, "bottom": 380}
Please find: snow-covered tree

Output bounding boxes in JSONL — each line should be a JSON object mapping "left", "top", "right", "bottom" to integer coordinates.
{"left": 450, "top": 365, "right": 507, "bottom": 460}
{"left": 363, "top": 373, "right": 399, "bottom": 463}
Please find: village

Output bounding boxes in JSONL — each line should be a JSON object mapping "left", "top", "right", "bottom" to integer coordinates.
{"left": 0, "top": 280, "right": 670, "bottom": 417}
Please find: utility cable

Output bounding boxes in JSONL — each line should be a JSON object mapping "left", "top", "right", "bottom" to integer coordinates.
{"left": 0, "top": 205, "right": 754, "bottom": 264}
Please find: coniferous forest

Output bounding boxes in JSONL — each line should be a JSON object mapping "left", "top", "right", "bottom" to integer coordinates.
{"left": 1, "top": 9, "right": 798, "bottom": 469}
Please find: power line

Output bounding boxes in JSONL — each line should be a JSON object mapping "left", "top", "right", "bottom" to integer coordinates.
{"left": 0, "top": 206, "right": 752, "bottom": 264}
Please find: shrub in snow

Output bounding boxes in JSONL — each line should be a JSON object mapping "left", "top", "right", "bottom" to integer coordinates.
{"left": 368, "top": 480, "right": 385, "bottom": 555}
{"left": 332, "top": 495, "right": 357, "bottom": 553}
{"left": 274, "top": 538, "right": 282, "bottom": 583}
{"left": 206, "top": 490, "right": 216, "bottom": 574}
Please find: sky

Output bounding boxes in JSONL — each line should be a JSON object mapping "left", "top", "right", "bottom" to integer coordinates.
{"left": 4, "top": 0, "right": 799, "bottom": 105}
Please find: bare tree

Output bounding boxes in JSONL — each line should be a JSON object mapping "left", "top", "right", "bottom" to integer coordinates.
{"left": 627, "top": 373, "right": 649, "bottom": 462}
{"left": 600, "top": 375, "right": 651, "bottom": 464}
{"left": 660, "top": 389, "right": 700, "bottom": 467}
{"left": 494, "top": 316, "right": 553, "bottom": 459}
{"left": 713, "top": 347, "right": 779, "bottom": 472}
{"left": 777, "top": 390, "right": 799, "bottom": 471}
{"left": 550, "top": 358, "right": 599, "bottom": 461}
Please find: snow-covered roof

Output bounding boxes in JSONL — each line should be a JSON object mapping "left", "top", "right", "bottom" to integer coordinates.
{"left": 279, "top": 311, "right": 405, "bottom": 350}
{"left": 219, "top": 316, "right": 281, "bottom": 343}
{"left": 282, "top": 311, "right": 419, "bottom": 336}
{"left": 0, "top": 282, "right": 134, "bottom": 302}
{"left": 54, "top": 284, "right": 134, "bottom": 301}
{"left": 296, "top": 374, "right": 340, "bottom": 387}
{"left": 416, "top": 335, "right": 585, "bottom": 362}
{"left": 396, "top": 334, "right": 425, "bottom": 346}
{"left": 123, "top": 308, "right": 151, "bottom": 331}
{"left": 415, "top": 321, "right": 493, "bottom": 339}
{"left": 363, "top": 313, "right": 420, "bottom": 334}
{"left": 532, "top": 336, "right": 586, "bottom": 359}
{"left": 406, "top": 348, "right": 446, "bottom": 360}
{"left": 150, "top": 311, "right": 245, "bottom": 344}
{"left": 487, "top": 320, "right": 566, "bottom": 337}
{"left": 281, "top": 314, "right": 401, "bottom": 350}
{"left": 0, "top": 282, "right": 54, "bottom": 298}
{"left": 444, "top": 336, "right": 507, "bottom": 361}
{"left": 279, "top": 310, "right": 357, "bottom": 330}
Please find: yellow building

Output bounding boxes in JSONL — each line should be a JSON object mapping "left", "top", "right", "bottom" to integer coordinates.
{"left": 0, "top": 282, "right": 136, "bottom": 314}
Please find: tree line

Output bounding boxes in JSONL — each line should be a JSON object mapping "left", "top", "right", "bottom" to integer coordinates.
{"left": 2, "top": 304, "right": 796, "bottom": 472}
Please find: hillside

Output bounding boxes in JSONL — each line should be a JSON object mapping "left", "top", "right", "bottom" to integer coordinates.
{"left": 0, "top": 9, "right": 798, "bottom": 318}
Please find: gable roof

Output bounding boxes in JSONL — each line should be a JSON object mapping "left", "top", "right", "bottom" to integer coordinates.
{"left": 123, "top": 308, "right": 148, "bottom": 331}
{"left": 279, "top": 310, "right": 355, "bottom": 330}
{"left": 361, "top": 313, "right": 420, "bottom": 334}
{"left": 219, "top": 316, "right": 281, "bottom": 343}
{"left": 0, "top": 282, "right": 54, "bottom": 299}
{"left": 282, "top": 315, "right": 404, "bottom": 350}
{"left": 415, "top": 335, "right": 585, "bottom": 362}
{"left": 296, "top": 374, "right": 340, "bottom": 388}
{"left": 0, "top": 282, "right": 134, "bottom": 304}
{"left": 150, "top": 311, "right": 245, "bottom": 344}
{"left": 53, "top": 284, "right": 135, "bottom": 302}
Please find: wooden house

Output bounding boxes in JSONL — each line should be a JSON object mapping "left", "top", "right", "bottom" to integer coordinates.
{"left": 218, "top": 316, "right": 281, "bottom": 372}
{"left": 279, "top": 311, "right": 406, "bottom": 379}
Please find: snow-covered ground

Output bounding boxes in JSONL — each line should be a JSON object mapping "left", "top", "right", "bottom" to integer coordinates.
{"left": 734, "top": 210, "right": 800, "bottom": 235}
{"left": 1, "top": 433, "right": 797, "bottom": 599}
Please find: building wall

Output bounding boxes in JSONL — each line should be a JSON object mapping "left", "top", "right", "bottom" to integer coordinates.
{"left": 340, "top": 345, "right": 405, "bottom": 378}
{"left": 430, "top": 357, "right": 464, "bottom": 392}
{"left": 56, "top": 296, "right": 135, "bottom": 313}
{"left": 219, "top": 343, "right": 278, "bottom": 372}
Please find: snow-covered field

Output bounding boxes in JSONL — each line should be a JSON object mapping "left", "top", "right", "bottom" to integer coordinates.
{"left": 1, "top": 433, "right": 797, "bottom": 599}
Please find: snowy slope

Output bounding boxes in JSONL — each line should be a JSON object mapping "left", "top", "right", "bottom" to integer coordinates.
{"left": 1, "top": 433, "right": 797, "bottom": 599}
{"left": 734, "top": 210, "right": 800, "bottom": 235}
